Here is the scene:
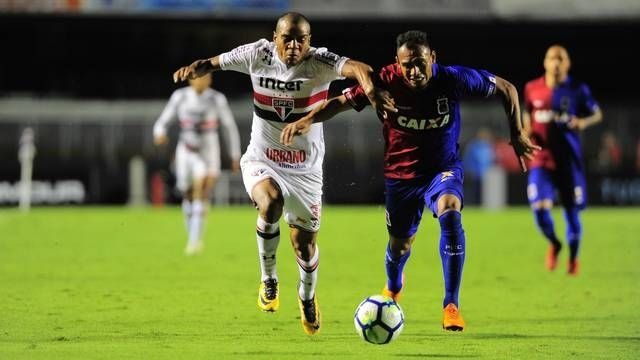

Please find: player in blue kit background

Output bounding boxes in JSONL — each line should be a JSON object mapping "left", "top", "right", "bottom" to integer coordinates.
{"left": 281, "top": 30, "right": 540, "bottom": 331}
{"left": 523, "top": 45, "right": 603, "bottom": 276}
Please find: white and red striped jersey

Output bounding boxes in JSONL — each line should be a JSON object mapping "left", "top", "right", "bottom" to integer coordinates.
{"left": 219, "top": 39, "right": 348, "bottom": 174}
{"left": 153, "top": 86, "right": 241, "bottom": 159}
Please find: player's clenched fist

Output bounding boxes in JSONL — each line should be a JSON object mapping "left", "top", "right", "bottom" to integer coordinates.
{"left": 173, "top": 59, "right": 212, "bottom": 83}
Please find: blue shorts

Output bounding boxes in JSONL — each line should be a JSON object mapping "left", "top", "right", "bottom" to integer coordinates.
{"left": 384, "top": 167, "right": 464, "bottom": 238}
{"left": 527, "top": 167, "right": 586, "bottom": 209}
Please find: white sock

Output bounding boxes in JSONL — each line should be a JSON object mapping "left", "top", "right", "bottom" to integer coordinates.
{"left": 256, "top": 216, "right": 280, "bottom": 281}
{"left": 182, "top": 199, "right": 192, "bottom": 233}
{"left": 297, "top": 245, "right": 319, "bottom": 300}
{"left": 188, "top": 200, "right": 204, "bottom": 247}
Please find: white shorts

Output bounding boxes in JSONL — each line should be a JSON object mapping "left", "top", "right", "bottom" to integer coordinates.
{"left": 175, "top": 140, "right": 221, "bottom": 193}
{"left": 240, "top": 154, "right": 322, "bottom": 232}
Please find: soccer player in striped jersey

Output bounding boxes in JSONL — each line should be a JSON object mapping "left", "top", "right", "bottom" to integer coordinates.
{"left": 281, "top": 30, "right": 540, "bottom": 331}
{"left": 173, "top": 12, "right": 388, "bottom": 335}
{"left": 523, "top": 45, "right": 602, "bottom": 275}
{"left": 153, "top": 73, "right": 241, "bottom": 256}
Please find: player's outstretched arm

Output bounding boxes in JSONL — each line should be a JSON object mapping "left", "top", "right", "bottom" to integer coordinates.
{"left": 280, "top": 95, "right": 352, "bottom": 146}
{"left": 522, "top": 110, "right": 532, "bottom": 137}
{"left": 173, "top": 56, "right": 222, "bottom": 83}
{"left": 568, "top": 107, "right": 603, "bottom": 131}
{"left": 494, "top": 76, "right": 541, "bottom": 172}
{"left": 153, "top": 91, "right": 182, "bottom": 145}
{"left": 341, "top": 60, "right": 396, "bottom": 117}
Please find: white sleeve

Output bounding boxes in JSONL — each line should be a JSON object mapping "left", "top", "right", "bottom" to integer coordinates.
{"left": 215, "top": 93, "right": 242, "bottom": 159}
{"left": 219, "top": 38, "right": 270, "bottom": 75}
{"left": 311, "top": 47, "right": 349, "bottom": 80}
{"left": 153, "top": 90, "right": 181, "bottom": 138}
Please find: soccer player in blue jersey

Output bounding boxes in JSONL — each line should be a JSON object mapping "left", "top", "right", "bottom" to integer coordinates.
{"left": 523, "top": 45, "right": 603, "bottom": 276}
{"left": 281, "top": 30, "right": 540, "bottom": 331}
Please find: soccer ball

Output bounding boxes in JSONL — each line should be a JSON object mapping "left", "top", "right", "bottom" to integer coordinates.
{"left": 354, "top": 294, "right": 404, "bottom": 344}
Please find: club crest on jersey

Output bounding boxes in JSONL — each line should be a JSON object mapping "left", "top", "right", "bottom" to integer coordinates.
{"left": 437, "top": 97, "right": 450, "bottom": 114}
{"left": 560, "top": 96, "right": 571, "bottom": 111}
{"left": 272, "top": 98, "right": 295, "bottom": 121}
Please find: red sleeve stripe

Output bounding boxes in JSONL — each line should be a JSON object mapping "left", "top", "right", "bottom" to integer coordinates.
{"left": 253, "top": 90, "right": 328, "bottom": 108}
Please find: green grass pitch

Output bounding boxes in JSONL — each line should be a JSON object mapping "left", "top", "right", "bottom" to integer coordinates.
{"left": 1, "top": 206, "right": 639, "bottom": 359}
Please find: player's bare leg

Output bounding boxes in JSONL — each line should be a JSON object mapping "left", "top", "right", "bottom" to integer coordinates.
{"left": 252, "top": 179, "right": 283, "bottom": 312}
{"left": 382, "top": 235, "right": 415, "bottom": 302}
{"left": 532, "top": 199, "right": 562, "bottom": 271}
{"left": 202, "top": 174, "right": 218, "bottom": 200}
{"left": 437, "top": 194, "right": 466, "bottom": 331}
{"left": 185, "top": 176, "right": 207, "bottom": 255}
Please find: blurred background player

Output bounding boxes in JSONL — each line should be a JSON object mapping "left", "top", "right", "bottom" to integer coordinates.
{"left": 281, "top": 30, "right": 539, "bottom": 331}
{"left": 153, "top": 73, "right": 241, "bottom": 256}
{"left": 523, "top": 45, "right": 603, "bottom": 276}
{"left": 18, "top": 127, "right": 36, "bottom": 213}
{"left": 172, "top": 12, "right": 387, "bottom": 335}
{"left": 462, "top": 127, "right": 495, "bottom": 205}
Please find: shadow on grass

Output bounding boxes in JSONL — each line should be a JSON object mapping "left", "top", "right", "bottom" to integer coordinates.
{"left": 392, "top": 354, "right": 479, "bottom": 358}
{"left": 438, "top": 333, "right": 640, "bottom": 342}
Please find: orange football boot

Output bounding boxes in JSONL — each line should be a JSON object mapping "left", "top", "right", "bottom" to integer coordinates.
{"left": 545, "top": 243, "right": 562, "bottom": 271}
{"left": 381, "top": 273, "right": 405, "bottom": 302}
{"left": 442, "top": 303, "right": 465, "bottom": 331}
{"left": 568, "top": 259, "right": 580, "bottom": 276}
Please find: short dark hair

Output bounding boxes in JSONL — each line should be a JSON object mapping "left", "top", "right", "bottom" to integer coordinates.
{"left": 276, "top": 12, "right": 311, "bottom": 32}
{"left": 396, "top": 30, "right": 430, "bottom": 49}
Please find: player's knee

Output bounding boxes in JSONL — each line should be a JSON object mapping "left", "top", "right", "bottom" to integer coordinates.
{"left": 389, "top": 236, "right": 412, "bottom": 256}
{"left": 531, "top": 200, "right": 552, "bottom": 210}
{"left": 436, "top": 194, "right": 461, "bottom": 216}
{"left": 182, "top": 189, "right": 194, "bottom": 201}
{"left": 254, "top": 192, "right": 283, "bottom": 221}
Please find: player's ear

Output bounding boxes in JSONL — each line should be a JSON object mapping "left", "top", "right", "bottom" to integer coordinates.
{"left": 430, "top": 50, "right": 437, "bottom": 63}
{"left": 273, "top": 31, "right": 277, "bottom": 42}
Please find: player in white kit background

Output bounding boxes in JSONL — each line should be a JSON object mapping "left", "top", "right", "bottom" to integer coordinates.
{"left": 173, "top": 12, "right": 392, "bottom": 335}
{"left": 153, "top": 73, "right": 241, "bottom": 256}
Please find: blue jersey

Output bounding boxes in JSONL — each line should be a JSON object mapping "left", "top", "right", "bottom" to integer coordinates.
{"left": 524, "top": 76, "right": 599, "bottom": 208}
{"left": 524, "top": 76, "right": 600, "bottom": 172}
{"left": 345, "top": 63, "right": 496, "bottom": 179}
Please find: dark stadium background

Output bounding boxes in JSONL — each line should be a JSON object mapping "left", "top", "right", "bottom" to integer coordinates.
{"left": 1, "top": 9, "right": 639, "bottom": 205}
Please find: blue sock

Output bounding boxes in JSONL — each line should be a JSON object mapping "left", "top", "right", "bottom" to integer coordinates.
{"left": 439, "top": 211, "right": 465, "bottom": 308}
{"left": 564, "top": 207, "right": 582, "bottom": 261}
{"left": 385, "top": 243, "right": 410, "bottom": 293}
{"left": 533, "top": 208, "right": 561, "bottom": 247}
